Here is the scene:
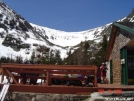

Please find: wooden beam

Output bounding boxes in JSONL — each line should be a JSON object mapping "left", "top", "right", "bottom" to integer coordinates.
{"left": 1, "top": 64, "right": 98, "bottom": 87}
{"left": 8, "top": 69, "right": 94, "bottom": 75}
{"left": 5, "top": 68, "right": 18, "bottom": 84}
{"left": 2, "top": 64, "right": 97, "bottom": 70}
{"left": 49, "top": 71, "right": 94, "bottom": 75}
{"left": 1, "top": 68, "right": 4, "bottom": 83}
{"left": 0, "top": 84, "right": 134, "bottom": 94}
{"left": 94, "top": 69, "right": 97, "bottom": 87}
{"left": 9, "top": 69, "right": 46, "bottom": 74}
{"left": 46, "top": 70, "right": 49, "bottom": 86}
{"left": 105, "top": 25, "right": 117, "bottom": 60}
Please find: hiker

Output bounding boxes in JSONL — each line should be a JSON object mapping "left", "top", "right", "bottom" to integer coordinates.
{"left": 100, "top": 63, "right": 108, "bottom": 84}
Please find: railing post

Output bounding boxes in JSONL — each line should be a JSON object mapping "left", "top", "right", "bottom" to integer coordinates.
{"left": 1, "top": 68, "right": 4, "bottom": 83}
{"left": 94, "top": 67, "right": 97, "bottom": 87}
{"left": 46, "top": 70, "right": 49, "bottom": 86}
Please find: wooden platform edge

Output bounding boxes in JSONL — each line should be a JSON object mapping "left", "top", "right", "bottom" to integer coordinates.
{"left": 0, "top": 84, "right": 134, "bottom": 95}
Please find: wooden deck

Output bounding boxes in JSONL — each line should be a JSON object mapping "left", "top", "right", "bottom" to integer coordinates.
{"left": 1, "top": 63, "right": 134, "bottom": 95}
{"left": 1, "top": 63, "right": 98, "bottom": 87}
{"left": 98, "top": 83, "right": 134, "bottom": 88}
{"left": 0, "top": 83, "right": 134, "bottom": 95}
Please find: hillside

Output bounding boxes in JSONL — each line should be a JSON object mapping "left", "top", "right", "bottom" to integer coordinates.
{"left": 0, "top": 1, "right": 134, "bottom": 63}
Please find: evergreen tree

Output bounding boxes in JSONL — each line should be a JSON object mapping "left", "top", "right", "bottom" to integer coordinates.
{"left": 49, "top": 49, "right": 55, "bottom": 64}
{"left": 67, "top": 49, "right": 71, "bottom": 56}
{"left": 84, "top": 41, "right": 90, "bottom": 58}
{"left": 82, "top": 41, "right": 90, "bottom": 65}
{"left": 64, "top": 49, "right": 72, "bottom": 65}
{"left": 55, "top": 50, "right": 62, "bottom": 64}
{"left": 41, "top": 56, "right": 47, "bottom": 64}
{"left": 31, "top": 51, "right": 35, "bottom": 60}
{"left": 92, "top": 34, "right": 108, "bottom": 67}
{"left": 16, "top": 55, "right": 23, "bottom": 63}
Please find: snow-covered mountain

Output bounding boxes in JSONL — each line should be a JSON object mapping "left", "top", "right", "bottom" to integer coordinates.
{"left": 31, "top": 23, "right": 110, "bottom": 47}
{"left": 0, "top": 1, "right": 134, "bottom": 61}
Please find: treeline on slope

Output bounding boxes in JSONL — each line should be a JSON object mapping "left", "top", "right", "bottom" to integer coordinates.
{"left": 0, "top": 47, "right": 63, "bottom": 65}
{"left": 64, "top": 34, "right": 108, "bottom": 67}
{"left": 0, "top": 35, "right": 108, "bottom": 67}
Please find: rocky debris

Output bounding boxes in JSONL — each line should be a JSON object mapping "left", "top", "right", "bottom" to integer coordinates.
{"left": 4, "top": 92, "right": 90, "bottom": 101}
{"left": 89, "top": 92, "right": 104, "bottom": 101}
{"left": 5, "top": 91, "right": 134, "bottom": 101}
{"left": 89, "top": 91, "right": 134, "bottom": 101}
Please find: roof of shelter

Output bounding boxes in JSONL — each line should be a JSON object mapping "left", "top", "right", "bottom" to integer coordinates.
{"left": 105, "top": 22, "right": 134, "bottom": 60}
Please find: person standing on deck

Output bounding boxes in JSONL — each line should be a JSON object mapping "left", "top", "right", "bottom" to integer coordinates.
{"left": 100, "top": 63, "right": 108, "bottom": 84}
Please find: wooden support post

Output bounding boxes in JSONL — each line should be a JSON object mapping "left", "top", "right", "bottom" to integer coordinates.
{"left": 94, "top": 69, "right": 97, "bottom": 87}
{"left": 1, "top": 68, "right": 4, "bottom": 83}
{"left": 5, "top": 68, "right": 18, "bottom": 84}
{"left": 46, "top": 70, "right": 49, "bottom": 86}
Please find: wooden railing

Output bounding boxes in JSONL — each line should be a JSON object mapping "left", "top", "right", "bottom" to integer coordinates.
{"left": 1, "top": 63, "right": 98, "bottom": 87}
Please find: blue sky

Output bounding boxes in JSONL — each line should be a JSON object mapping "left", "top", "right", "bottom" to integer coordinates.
{"left": 2, "top": 0, "right": 134, "bottom": 32}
